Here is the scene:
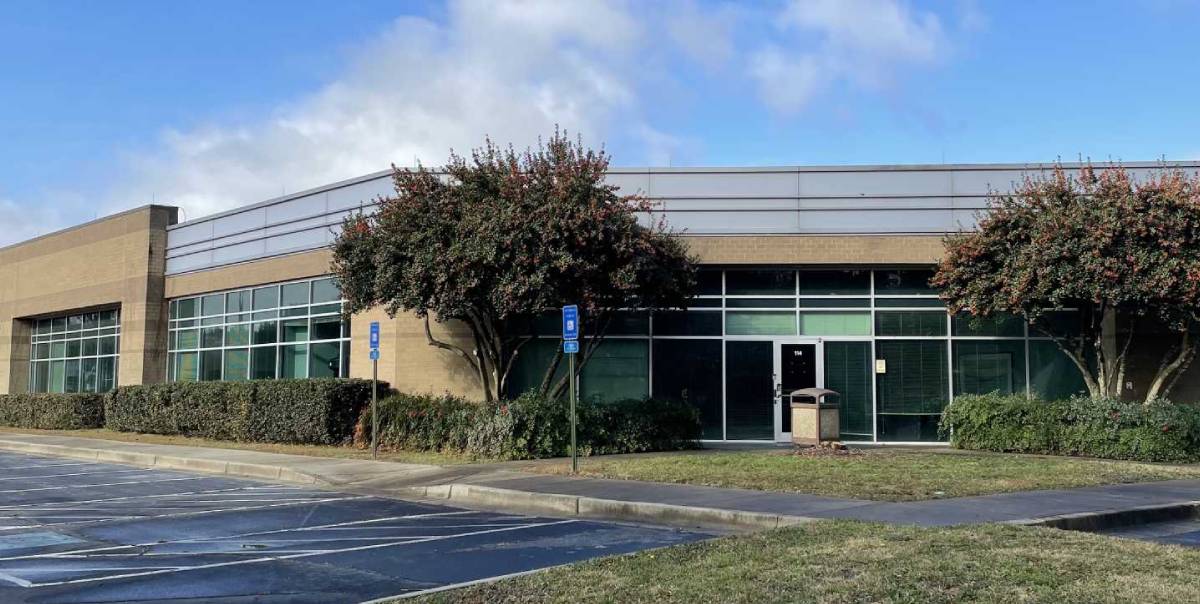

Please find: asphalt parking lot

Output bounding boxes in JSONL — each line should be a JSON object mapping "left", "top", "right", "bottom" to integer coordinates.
{"left": 0, "top": 451, "right": 709, "bottom": 603}
{"left": 1098, "top": 518, "right": 1200, "bottom": 548}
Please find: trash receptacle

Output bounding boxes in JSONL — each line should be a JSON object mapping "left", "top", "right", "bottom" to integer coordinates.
{"left": 789, "top": 388, "right": 840, "bottom": 445}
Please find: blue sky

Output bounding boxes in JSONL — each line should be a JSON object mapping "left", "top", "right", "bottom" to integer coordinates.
{"left": 1, "top": 0, "right": 1198, "bottom": 244}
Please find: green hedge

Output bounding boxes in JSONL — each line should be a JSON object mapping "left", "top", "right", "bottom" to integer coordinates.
{"left": 0, "top": 393, "right": 105, "bottom": 429}
{"left": 356, "top": 392, "right": 701, "bottom": 459}
{"left": 940, "top": 393, "right": 1200, "bottom": 462}
{"left": 107, "top": 379, "right": 385, "bottom": 444}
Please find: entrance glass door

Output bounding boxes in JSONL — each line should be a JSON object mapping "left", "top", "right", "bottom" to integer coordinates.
{"left": 774, "top": 340, "right": 821, "bottom": 442}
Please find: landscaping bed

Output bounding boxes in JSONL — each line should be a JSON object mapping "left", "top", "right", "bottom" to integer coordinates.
{"left": 416, "top": 520, "right": 1200, "bottom": 604}
{"left": 0, "top": 427, "right": 473, "bottom": 465}
{"left": 523, "top": 449, "right": 1200, "bottom": 501}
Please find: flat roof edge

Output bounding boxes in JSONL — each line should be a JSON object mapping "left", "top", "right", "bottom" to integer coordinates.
{"left": 0, "top": 204, "right": 177, "bottom": 254}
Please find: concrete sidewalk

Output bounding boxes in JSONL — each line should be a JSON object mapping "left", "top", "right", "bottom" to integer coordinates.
{"left": 3, "top": 431, "right": 1199, "bottom": 532}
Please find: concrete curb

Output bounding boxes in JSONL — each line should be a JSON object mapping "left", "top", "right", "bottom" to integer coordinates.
{"left": 0, "top": 438, "right": 327, "bottom": 486}
{"left": 403, "top": 483, "right": 816, "bottom": 532}
{"left": 1008, "top": 500, "right": 1200, "bottom": 531}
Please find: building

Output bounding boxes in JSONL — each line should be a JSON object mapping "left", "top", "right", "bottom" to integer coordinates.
{"left": 2, "top": 162, "right": 1194, "bottom": 444}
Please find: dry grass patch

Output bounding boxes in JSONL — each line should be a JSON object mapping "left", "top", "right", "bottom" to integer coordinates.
{"left": 416, "top": 521, "right": 1200, "bottom": 604}
{"left": 525, "top": 449, "right": 1200, "bottom": 501}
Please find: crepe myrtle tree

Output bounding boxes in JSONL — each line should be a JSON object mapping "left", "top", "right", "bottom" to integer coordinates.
{"left": 331, "top": 132, "right": 696, "bottom": 402}
{"left": 933, "top": 164, "right": 1200, "bottom": 403}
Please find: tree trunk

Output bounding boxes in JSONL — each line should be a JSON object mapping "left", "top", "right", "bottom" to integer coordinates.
{"left": 1144, "top": 330, "right": 1196, "bottom": 403}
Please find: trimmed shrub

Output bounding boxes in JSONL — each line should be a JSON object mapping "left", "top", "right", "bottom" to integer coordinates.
{"left": 940, "top": 393, "right": 1200, "bottom": 463}
{"left": 0, "top": 393, "right": 105, "bottom": 429}
{"left": 355, "top": 392, "right": 701, "bottom": 460}
{"left": 106, "top": 379, "right": 384, "bottom": 444}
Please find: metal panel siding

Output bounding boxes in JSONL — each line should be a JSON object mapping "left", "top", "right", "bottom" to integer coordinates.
{"left": 165, "top": 162, "right": 1200, "bottom": 275}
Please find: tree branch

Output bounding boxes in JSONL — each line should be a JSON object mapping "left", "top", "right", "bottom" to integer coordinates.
{"left": 423, "top": 315, "right": 481, "bottom": 375}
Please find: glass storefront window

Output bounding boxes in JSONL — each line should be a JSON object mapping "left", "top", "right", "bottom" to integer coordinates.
{"left": 1029, "top": 340, "right": 1088, "bottom": 400}
{"left": 798, "top": 312, "right": 871, "bottom": 336}
{"left": 799, "top": 270, "right": 870, "bottom": 296}
{"left": 876, "top": 340, "right": 949, "bottom": 442}
{"left": 168, "top": 277, "right": 349, "bottom": 382}
{"left": 725, "top": 311, "right": 797, "bottom": 335}
{"left": 953, "top": 340, "right": 1027, "bottom": 396}
{"left": 29, "top": 309, "right": 121, "bottom": 393}
{"left": 725, "top": 270, "right": 795, "bottom": 296}
{"left": 876, "top": 311, "right": 947, "bottom": 337}
{"left": 652, "top": 339, "right": 723, "bottom": 439}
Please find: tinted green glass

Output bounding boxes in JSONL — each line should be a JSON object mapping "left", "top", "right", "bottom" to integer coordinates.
{"left": 652, "top": 339, "right": 723, "bottom": 439}
{"left": 253, "top": 286, "right": 278, "bottom": 311}
{"left": 201, "top": 294, "right": 223, "bottom": 316}
{"left": 279, "top": 344, "right": 308, "bottom": 378}
{"left": 798, "top": 312, "right": 871, "bottom": 336}
{"left": 252, "top": 347, "right": 277, "bottom": 380}
{"left": 580, "top": 340, "right": 648, "bottom": 403}
{"left": 225, "top": 324, "right": 250, "bottom": 347}
{"left": 280, "top": 283, "right": 309, "bottom": 307}
{"left": 312, "top": 278, "right": 340, "bottom": 303}
{"left": 953, "top": 340, "right": 1027, "bottom": 396}
{"left": 1029, "top": 340, "right": 1088, "bottom": 400}
{"left": 652, "top": 311, "right": 722, "bottom": 336}
{"left": 875, "top": 340, "right": 949, "bottom": 442}
{"left": 825, "top": 341, "right": 873, "bottom": 440}
{"left": 252, "top": 321, "right": 278, "bottom": 345}
{"left": 725, "top": 270, "right": 794, "bottom": 295}
{"left": 310, "top": 342, "right": 340, "bottom": 378}
{"left": 201, "top": 327, "right": 223, "bottom": 348}
{"left": 953, "top": 313, "right": 1025, "bottom": 337}
{"left": 725, "top": 341, "right": 773, "bottom": 440}
{"left": 311, "top": 316, "right": 341, "bottom": 341}
{"left": 875, "top": 297, "right": 945, "bottom": 308}
{"left": 176, "top": 352, "right": 198, "bottom": 382}
{"left": 725, "top": 311, "right": 797, "bottom": 336}
{"left": 876, "top": 312, "right": 947, "bottom": 336}
{"left": 200, "top": 350, "right": 222, "bottom": 381}
{"left": 176, "top": 329, "right": 199, "bottom": 350}
{"left": 798, "top": 270, "right": 870, "bottom": 295}
{"left": 874, "top": 269, "right": 936, "bottom": 295}
{"left": 281, "top": 319, "right": 309, "bottom": 343}
{"left": 223, "top": 349, "right": 249, "bottom": 381}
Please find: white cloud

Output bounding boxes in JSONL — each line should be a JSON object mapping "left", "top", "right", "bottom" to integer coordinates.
{"left": 0, "top": 197, "right": 67, "bottom": 248}
{"left": 22, "top": 0, "right": 969, "bottom": 229}
{"left": 108, "top": 0, "right": 653, "bottom": 221}
{"left": 750, "top": 0, "right": 949, "bottom": 113}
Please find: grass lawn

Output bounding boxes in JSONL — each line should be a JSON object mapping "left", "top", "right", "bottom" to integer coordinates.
{"left": 416, "top": 521, "right": 1200, "bottom": 604}
{"left": 0, "top": 427, "right": 474, "bottom": 466}
{"left": 524, "top": 449, "right": 1200, "bottom": 501}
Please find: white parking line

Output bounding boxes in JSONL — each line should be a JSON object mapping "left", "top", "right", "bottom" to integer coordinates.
{"left": 8, "top": 511, "right": 481, "bottom": 561}
{"left": 0, "top": 486, "right": 287, "bottom": 510}
{"left": 0, "top": 468, "right": 148, "bottom": 482}
{"left": 0, "top": 495, "right": 371, "bottom": 537}
{"left": 26, "top": 519, "right": 578, "bottom": 588}
{"left": 0, "top": 476, "right": 204, "bottom": 494}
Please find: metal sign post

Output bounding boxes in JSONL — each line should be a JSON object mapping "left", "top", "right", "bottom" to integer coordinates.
{"left": 369, "top": 321, "right": 380, "bottom": 460}
{"left": 562, "top": 305, "right": 580, "bottom": 474}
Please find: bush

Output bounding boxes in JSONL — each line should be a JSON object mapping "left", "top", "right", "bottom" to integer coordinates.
{"left": 107, "top": 379, "right": 385, "bottom": 445}
{"left": 0, "top": 393, "right": 105, "bottom": 429}
{"left": 940, "top": 393, "right": 1200, "bottom": 463}
{"left": 355, "top": 392, "right": 701, "bottom": 460}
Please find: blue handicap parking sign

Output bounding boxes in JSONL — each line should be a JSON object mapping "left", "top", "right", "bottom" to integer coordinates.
{"left": 562, "top": 305, "right": 579, "bottom": 340}
{"left": 369, "top": 321, "right": 380, "bottom": 349}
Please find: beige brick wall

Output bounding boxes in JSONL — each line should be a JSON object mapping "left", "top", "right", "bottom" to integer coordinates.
{"left": 0, "top": 205, "right": 176, "bottom": 394}
{"left": 682, "top": 234, "right": 945, "bottom": 265}
{"left": 158, "top": 233, "right": 948, "bottom": 398}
